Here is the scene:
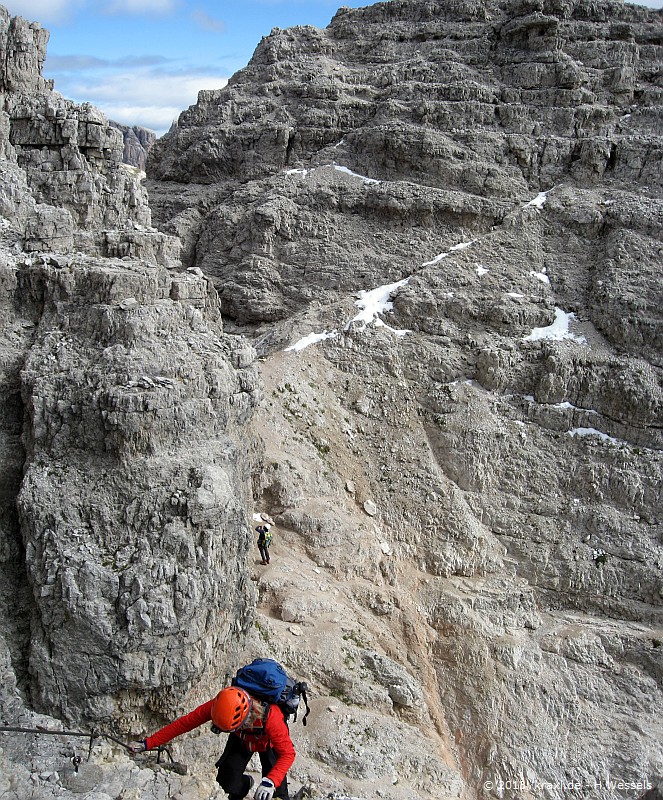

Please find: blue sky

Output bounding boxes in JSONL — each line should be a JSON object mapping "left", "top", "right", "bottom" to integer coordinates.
{"left": 3, "top": 0, "right": 662, "bottom": 138}
{"left": 2, "top": 0, "right": 367, "bottom": 136}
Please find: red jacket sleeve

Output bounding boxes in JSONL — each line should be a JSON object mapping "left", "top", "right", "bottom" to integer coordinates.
{"left": 263, "top": 705, "right": 296, "bottom": 787}
{"left": 145, "top": 698, "right": 214, "bottom": 750}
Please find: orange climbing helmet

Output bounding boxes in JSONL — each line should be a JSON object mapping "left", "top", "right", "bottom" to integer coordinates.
{"left": 211, "top": 687, "right": 252, "bottom": 732}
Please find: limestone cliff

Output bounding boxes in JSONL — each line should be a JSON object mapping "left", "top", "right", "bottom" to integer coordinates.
{"left": 0, "top": 3, "right": 262, "bottom": 740}
{"left": 145, "top": 0, "right": 663, "bottom": 798}
{"left": 110, "top": 121, "right": 157, "bottom": 171}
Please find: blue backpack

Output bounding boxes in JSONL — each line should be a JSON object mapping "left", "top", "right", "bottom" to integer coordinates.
{"left": 232, "top": 658, "right": 310, "bottom": 725}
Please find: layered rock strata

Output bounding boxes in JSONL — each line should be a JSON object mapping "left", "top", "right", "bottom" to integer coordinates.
{"left": 0, "top": 1, "right": 661, "bottom": 799}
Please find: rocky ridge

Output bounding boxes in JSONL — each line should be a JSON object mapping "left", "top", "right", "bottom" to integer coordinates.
{"left": 0, "top": 1, "right": 661, "bottom": 800}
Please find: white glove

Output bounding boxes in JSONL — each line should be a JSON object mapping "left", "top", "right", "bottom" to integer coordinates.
{"left": 254, "top": 777, "right": 275, "bottom": 800}
{"left": 128, "top": 740, "right": 146, "bottom": 754}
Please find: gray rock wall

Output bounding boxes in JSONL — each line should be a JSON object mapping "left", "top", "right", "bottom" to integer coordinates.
{"left": 0, "top": 0, "right": 661, "bottom": 797}
{"left": 110, "top": 121, "right": 157, "bottom": 171}
{"left": 0, "top": 4, "right": 263, "bottom": 734}
{"left": 144, "top": 0, "right": 663, "bottom": 796}
{"left": 13, "top": 256, "right": 262, "bottom": 726}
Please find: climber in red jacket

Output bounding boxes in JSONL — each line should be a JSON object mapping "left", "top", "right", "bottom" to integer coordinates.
{"left": 130, "top": 686, "right": 295, "bottom": 800}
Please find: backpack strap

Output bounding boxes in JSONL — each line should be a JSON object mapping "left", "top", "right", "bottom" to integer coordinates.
{"left": 297, "top": 682, "right": 310, "bottom": 727}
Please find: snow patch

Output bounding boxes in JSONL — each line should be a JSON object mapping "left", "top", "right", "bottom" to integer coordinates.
{"left": 526, "top": 191, "right": 548, "bottom": 210}
{"left": 524, "top": 308, "right": 587, "bottom": 343}
{"left": 284, "top": 277, "right": 411, "bottom": 353}
{"left": 333, "top": 164, "right": 380, "bottom": 185}
{"left": 285, "top": 330, "right": 339, "bottom": 352}
{"left": 530, "top": 267, "right": 550, "bottom": 285}
{"left": 346, "top": 277, "right": 411, "bottom": 332}
{"left": 285, "top": 163, "right": 380, "bottom": 184}
{"left": 568, "top": 427, "right": 620, "bottom": 445}
{"left": 422, "top": 239, "right": 476, "bottom": 267}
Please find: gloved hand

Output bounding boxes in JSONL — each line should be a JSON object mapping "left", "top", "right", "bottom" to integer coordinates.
{"left": 254, "top": 777, "right": 275, "bottom": 800}
{"left": 128, "top": 740, "right": 146, "bottom": 754}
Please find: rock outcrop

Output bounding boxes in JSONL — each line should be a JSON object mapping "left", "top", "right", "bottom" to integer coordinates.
{"left": 0, "top": 3, "right": 262, "bottom": 741}
{"left": 110, "top": 121, "right": 157, "bottom": 170}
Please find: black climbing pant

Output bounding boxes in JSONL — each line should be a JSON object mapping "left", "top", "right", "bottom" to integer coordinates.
{"left": 258, "top": 543, "right": 270, "bottom": 563}
{"left": 215, "top": 733, "right": 289, "bottom": 799}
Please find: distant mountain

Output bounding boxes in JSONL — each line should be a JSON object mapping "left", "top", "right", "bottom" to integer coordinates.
{"left": 109, "top": 121, "right": 157, "bottom": 170}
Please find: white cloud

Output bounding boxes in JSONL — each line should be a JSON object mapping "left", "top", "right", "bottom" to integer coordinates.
{"left": 2, "top": 0, "right": 85, "bottom": 24}
{"left": 70, "top": 71, "right": 225, "bottom": 105}
{"left": 96, "top": 103, "right": 183, "bottom": 132}
{"left": 191, "top": 10, "right": 226, "bottom": 32}
{"left": 51, "top": 67, "right": 228, "bottom": 135}
{"left": 2, "top": 0, "right": 178, "bottom": 23}
{"left": 47, "top": 54, "right": 170, "bottom": 69}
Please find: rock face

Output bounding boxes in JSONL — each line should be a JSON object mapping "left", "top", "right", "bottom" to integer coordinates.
{"left": 110, "top": 121, "right": 157, "bottom": 170}
{"left": 144, "top": 0, "right": 663, "bottom": 798}
{"left": 0, "top": 1, "right": 662, "bottom": 800}
{"left": 0, "top": 2, "right": 262, "bottom": 739}
{"left": 147, "top": 0, "right": 662, "bottom": 350}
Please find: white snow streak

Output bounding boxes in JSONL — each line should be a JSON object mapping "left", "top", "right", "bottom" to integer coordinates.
{"left": 422, "top": 239, "right": 476, "bottom": 266}
{"left": 284, "top": 330, "right": 339, "bottom": 352}
{"left": 421, "top": 251, "right": 449, "bottom": 266}
{"left": 346, "top": 277, "right": 411, "bottom": 331}
{"left": 284, "top": 164, "right": 380, "bottom": 184}
{"left": 526, "top": 191, "right": 548, "bottom": 210}
{"left": 530, "top": 267, "right": 550, "bottom": 285}
{"left": 524, "top": 308, "right": 586, "bottom": 343}
{"left": 568, "top": 427, "right": 620, "bottom": 445}
{"left": 284, "top": 278, "right": 411, "bottom": 352}
{"left": 333, "top": 165, "right": 380, "bottom": 184}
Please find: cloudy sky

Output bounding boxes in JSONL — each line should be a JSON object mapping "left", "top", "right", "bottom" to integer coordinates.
{"left": 3, "top": 0, "right": 662, "bottom": 137}
{"left": 2, "top": 0, "right": 367, "bottom": 136}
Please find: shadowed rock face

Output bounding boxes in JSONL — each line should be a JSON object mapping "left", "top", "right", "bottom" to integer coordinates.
{"left": 0, "top": 5, "right": 262, "bottom": 731}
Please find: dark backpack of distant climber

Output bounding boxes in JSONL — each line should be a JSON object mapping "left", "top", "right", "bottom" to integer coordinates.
{"left": 256, "top": 523, "right": 273, "bottom": 565}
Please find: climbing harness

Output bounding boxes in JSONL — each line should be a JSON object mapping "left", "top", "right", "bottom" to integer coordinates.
{"left": 0, "top": 725, "right": 187, "bottom": 774}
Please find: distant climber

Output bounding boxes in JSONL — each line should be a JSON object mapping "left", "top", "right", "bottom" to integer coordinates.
{"left": 129, "top": 685, "right": 295, "bottom": 800}
{"left": 256, "top": 513, "right": 275, "bottom": 565}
